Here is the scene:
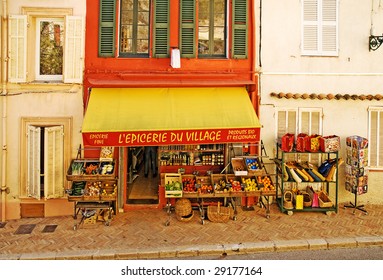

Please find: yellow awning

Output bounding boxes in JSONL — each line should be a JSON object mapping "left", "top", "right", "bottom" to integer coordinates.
{"left": 82, "top": 87, "right": 261, "bottom": 146}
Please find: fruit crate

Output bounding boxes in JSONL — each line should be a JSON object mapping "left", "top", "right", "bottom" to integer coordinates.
{"left": 195, "top": 175, "right": 214, "bottom": 194}
{"left": 243, "top": 157, "right": 264, "bottom": 176}
{"left": 255, "top": 175, "right": 275, "bottom": 192}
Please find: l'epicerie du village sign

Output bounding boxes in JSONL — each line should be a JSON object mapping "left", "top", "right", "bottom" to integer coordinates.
{"left": 83, "top": 128, "right": 259, "bottom": 146}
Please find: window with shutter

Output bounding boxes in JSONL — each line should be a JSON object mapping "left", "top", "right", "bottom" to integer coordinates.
{"left": 26, "top": 125, "right": 65, "bottom": 199}
{"left": 153, "top": 0, "right": 169, "bottom": 58}
{"left": 9, "top": 10, "right": 84, "bottom": 84}
{"left": 302, "top": 0, "right": 338, "bottom": 56}
{"left": 99, "top": 0, "right": 116, "bottom": 57}
{"left": 299, "top": 108, "right": 323, "bottom": 135}
{"left": 180, "top": 0, "right": 196, "bottom": 58}
{"left": 276, "top": 109, "right": 297, "bottom": 140}
{"left": 276, "top": 108, "right": 323, "bottom": 139}
{"left": 8, "top": 15, "right": 27, "bottom": 83}
{"left": 21, "top": 118, "right": 71, "bottom": 199}
{"left": 64, "top": 16, "right": 84, "bottom": 83}
{"left": 232, "top": 0, "right": 248, "bottom": 59}
{"left": 27, "top": 126, "right": 41, "bottom": 199}
{"left": 368, "top": 107, "right": 383, "bottom": 169}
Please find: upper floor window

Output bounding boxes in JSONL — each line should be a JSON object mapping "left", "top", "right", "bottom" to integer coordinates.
{"left": 198, "top": 0, "right": 226, "bottom": 57}
{"left": 36, "top": 18, "right": 64, "bottom": 81}
{"left": 8, "top": 10, "right": 84, "bottom": 83}
{"left": 99, "top": 0, "right": 247, "bottom": 59}
{"left": 301, "top": 0, "right": 338, "bottom": 56}
{"left": 120, "top": 0, "right": 150, "bottom": 57}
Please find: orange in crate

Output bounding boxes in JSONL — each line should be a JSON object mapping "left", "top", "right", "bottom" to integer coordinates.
{"left": 256, "top": 176, "right": 275, "bottom": 191}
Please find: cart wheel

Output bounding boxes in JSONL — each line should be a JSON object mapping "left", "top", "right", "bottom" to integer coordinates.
{"left": 201, "top": 219, "right": 205, "bottom": 225}
{"left": 287, "top": 211, "right": 293, "bottom": 216}
{"left": 73, "top": 225, "right": 77, "bottom": 230}
{"left": 233, "top": 216, "right": 237, "bottom": 221}
{"left": 165, "top": 220, "right": 170, "bottom": 226}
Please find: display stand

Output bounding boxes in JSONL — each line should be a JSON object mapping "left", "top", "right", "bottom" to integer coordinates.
{"left": 163, "top": 171, "right": 276, "bottom": 226}
{"left": 66, "top": 146, "right": 118, "bottom": 229}
{"left": 274, "top": 144, "right": 339, "bottom": 216}
{"left": 344, "top": 136, "right": 368, "bottom": 215}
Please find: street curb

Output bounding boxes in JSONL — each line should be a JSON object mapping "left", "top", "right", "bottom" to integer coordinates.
{"left": 4, "top": 236, "right": 383, "bottom": 260}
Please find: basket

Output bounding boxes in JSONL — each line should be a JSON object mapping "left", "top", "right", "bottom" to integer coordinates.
{"left": 175, "top": 198, "right": 194, "bottom": 222}
{"left": 207, "top": 202, "right": 231, "bottom": 223}
{"left": 302, "top": 191, "right": 312, "bottom": 207}
{"left": 318, "top": 191, "right": 333, "bottom": 208}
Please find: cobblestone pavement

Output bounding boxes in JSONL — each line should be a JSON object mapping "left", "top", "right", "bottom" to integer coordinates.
{"left": 1, "top": 202, "right": 383, "bottom": 260}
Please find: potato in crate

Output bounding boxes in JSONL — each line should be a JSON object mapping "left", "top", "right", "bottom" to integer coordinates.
{"left": 231, "top": 158, "right": 247, "bottom": 176}
{"left": 100, "top": 181, "right": 117, "bottom": 200}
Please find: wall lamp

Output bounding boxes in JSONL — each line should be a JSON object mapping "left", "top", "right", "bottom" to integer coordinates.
{"left": 369, "top": 34, "right": 383, "bottom": 51}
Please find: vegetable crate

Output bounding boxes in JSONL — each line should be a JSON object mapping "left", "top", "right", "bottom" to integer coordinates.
{"left": 164, "top": 173, "right": 183, "bottom": 198}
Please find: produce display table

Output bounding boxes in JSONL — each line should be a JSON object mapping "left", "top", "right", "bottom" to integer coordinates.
{"left": 165, "top": 190, "right": 276, "bottom": 226}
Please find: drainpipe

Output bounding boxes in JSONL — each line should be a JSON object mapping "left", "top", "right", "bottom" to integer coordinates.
{"left": 1, "top": 0, "right": 9, "bottom": 222}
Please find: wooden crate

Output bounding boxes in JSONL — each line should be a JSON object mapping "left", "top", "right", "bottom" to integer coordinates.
{"left": 66, "top": 159, "right": 116, "bottom": 181}
{"left": 164, "top": 173, "right": 183, "bottom": 198}
{"left": 231, "top": 158, "right": 248, "bottom": 176}
{"left": 243, "top": 157, "right": 263, "bottom": 175}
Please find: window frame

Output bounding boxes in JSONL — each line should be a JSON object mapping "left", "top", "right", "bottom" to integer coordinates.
{"left": 20, "top": 117, "right": 72, "bottom": 199}
{"left": 119, "top": 0, "right": 151, "bottom": 58}
{"left": 301, "top": 0, "right": 339, "bottom": 57}
{"left": 35, "top": 17, "right": 65, "bottom": 81}
{"left": 368, "top": 106, "right": 383, "bottom": 170}
{"left": 197, "top": 0, "right": 227, "bottom": 58}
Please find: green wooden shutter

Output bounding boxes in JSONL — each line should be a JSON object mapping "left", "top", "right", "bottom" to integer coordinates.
{"left": 153, "top": 0, "right": 169, "bottom": 57}
{"left": 180, "top": 0, "right": 195, "bottom": 58}
{"left": 99, "top": 0, "right": 116, "bottom": 57}
{"left": 232, "top": 0, "right": 248, "bottom": 59}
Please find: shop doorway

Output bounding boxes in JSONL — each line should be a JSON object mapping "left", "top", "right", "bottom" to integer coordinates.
{"left": 126, "top": 147, "right": 159, "bottom": 204}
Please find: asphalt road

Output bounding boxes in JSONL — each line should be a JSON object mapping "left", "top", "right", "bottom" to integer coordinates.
{"left": 171, "top": 246, "right": 383, "bottom": 260}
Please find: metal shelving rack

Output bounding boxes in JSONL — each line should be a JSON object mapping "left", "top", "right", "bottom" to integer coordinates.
{"left": 274, "top": 144, "right": 339, "bottom": 216}
{"left": 344, "top": 136, "right": 368, "bottom": 215}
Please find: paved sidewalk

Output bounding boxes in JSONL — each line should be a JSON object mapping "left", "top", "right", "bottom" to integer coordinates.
{"left": 1, "top": 202, "right": 383, "bottom": 260}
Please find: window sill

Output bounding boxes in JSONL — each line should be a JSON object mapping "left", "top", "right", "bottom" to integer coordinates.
{"left": 32, "top": 80, "right": 64, "bottom": 85}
